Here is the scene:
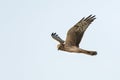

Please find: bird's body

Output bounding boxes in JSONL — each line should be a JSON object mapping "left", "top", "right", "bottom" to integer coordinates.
{"left": 51, "top": 15, "right": 97, "bottom": 56}
{"left": 57, "top": 44, "right": 97, "bottom": 55}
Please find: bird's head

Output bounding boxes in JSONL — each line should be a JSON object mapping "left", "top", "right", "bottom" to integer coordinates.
{"left": 57, "top": 44, "right": 64, "bottom": 50}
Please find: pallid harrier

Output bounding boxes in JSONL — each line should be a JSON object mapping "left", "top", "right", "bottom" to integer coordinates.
{"left": 51, "top": 15, "right": 97, "bottom": 56}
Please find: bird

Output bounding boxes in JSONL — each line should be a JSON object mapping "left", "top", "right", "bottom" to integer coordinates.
{"left": 51, "top": 15, "right": 97, "bottom": 56}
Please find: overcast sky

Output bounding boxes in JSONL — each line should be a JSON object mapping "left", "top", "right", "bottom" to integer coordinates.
{"left": 0, "top": 0, "right": 120, "bottom": 80}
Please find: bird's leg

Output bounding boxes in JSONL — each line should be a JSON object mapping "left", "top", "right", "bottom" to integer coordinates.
{"left": 78, "top": 48, "right": 97, "bottom": 56}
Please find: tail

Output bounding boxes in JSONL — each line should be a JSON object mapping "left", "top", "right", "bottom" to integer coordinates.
{"left": 78, "top": 48, "right": 97, "bottom": 56}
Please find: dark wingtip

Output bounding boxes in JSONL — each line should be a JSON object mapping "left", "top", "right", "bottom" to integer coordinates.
{"left": 51, "top": 32, "right": 56, "bottom": 36}
{"left": 88, "top": 14, "right": 96, "bottom": 18}
{"left": 51, "top": 33, "right": 54, "bottom": 36}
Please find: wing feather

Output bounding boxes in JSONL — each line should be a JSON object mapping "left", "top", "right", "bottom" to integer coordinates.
{"left": 51, "top": 33, "right": 64, "bottom": 44}
{"left": 65, "top": 15, "right": 96, "bottom": 47}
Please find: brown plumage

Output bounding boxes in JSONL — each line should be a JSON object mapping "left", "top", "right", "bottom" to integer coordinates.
{"left": 51, "top": 15, "right": 97, "bottom": 56}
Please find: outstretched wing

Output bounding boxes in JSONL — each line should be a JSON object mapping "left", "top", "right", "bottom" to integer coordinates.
{"left": 65, "top": 15, "right": 96, "bottom": 47}
{"left": 51, "top": 33, "right": 64, "bottom": 44}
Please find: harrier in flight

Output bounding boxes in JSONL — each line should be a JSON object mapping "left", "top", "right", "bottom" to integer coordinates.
{"left": 51, "top": 15, "right": 97, "bottom": 56}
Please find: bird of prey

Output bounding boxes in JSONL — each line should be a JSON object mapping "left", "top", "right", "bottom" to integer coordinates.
{"left": 51, "top": 15, "right": 97, "bottom": 56}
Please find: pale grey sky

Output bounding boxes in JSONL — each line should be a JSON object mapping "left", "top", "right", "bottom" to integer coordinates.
{"left": 0, "top": 0, "right": 120, "bottom": 80}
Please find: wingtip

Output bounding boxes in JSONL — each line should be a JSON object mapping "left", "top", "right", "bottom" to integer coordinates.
{"left": 51, "top": 32, "right": 59, "bottom": 37}
{"left": 51, "top": 33, "right": 53, "bottom": 36}
{"left": 87, "top": 14, "right": 96, "bottom": 18}
{"left": 51, "top": 32, "right": 55, "bottom": 36}
{"left": 51, "top": 32, "right": 56, "bottom": 35}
